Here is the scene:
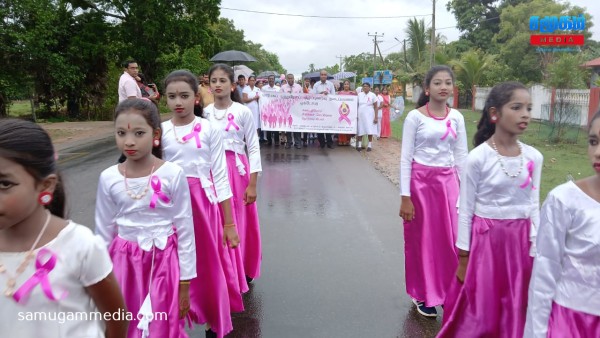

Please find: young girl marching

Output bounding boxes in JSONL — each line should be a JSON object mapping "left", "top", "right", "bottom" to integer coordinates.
{"left": 160, "top": 70, "right": 246, "bottom": 338}
{"left": 399, "top": 65, "right": 468, "bottom": 317}
{"left": 0, "top": 119, "right": 127, "bottom": 337}
{"left": 95, "top": 99, "right": 196, "bottom": 338}
{"left": 204, "top": 64, "right": 263, "bottom": 284}
{"left": 438, "top": 82, "right": 543, "bottom": 337}
{"left": 524, "top": 109, "right": 600, "bottom": 337}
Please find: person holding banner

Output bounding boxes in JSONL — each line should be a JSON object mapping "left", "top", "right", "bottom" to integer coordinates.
{"left": 242, "top": 75, "right": 263, "bottom": 142}
{"left": 280, "top": 73, "right": 303, "bottom": 149}
{"left": 312, "top": 70, "right": 336, "bottom": 149}
{"left": 337, "top": 80, "right": 357, "bottom": 146}
{"left": 356, "top": 82, "right": 378, "bottom": 152}
{"left": 261, "top": 75, "right": 281, "bottom": 146}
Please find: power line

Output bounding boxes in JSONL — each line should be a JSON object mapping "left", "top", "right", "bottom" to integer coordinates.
{"left": 220, "top": 7, "right": 431, "bottom": 19}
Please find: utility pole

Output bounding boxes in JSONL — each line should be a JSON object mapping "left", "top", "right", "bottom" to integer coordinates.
{"left": 336, "top": 55, "right": 344, "bottom": 73}
{"left": 368, "top": 32, "right": 384, "bottom": 79}
{"left": 395, "top": 37, "right": 409, "bottom": 100}
{"left": 430, "top": 0, "right": 436, "bottom": 67}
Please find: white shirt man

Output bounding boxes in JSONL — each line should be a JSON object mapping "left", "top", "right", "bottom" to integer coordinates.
{"left": 280, "top": 74, "right": 303, "bottom": 148}
{"left": 118, "top": 60, "right": 142, "bottom": 102}
{"left": 311, "top": 71, "right": 336, "bottom": 95}
{"left": 261, "top": 75, "right": 280, "bottom": 93}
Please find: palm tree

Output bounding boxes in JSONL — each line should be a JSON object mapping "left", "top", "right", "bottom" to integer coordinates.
{"left": 451, "top": 50, "right": 494, "bottom": 100}
{"left": 405, "top": 18, "right": 428, "bottom": 68}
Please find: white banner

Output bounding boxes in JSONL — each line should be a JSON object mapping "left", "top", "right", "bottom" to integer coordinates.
{"left": 259, "top": 92, "right": 357, "bottom": 134}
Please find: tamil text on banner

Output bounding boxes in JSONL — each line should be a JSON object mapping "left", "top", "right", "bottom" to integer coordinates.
{"left": 259, "top": 92, "right": 357, "bottom": 134}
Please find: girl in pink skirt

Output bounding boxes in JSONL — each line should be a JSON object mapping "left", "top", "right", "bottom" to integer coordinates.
{"left": 438, "top": 82, "right": 543, "bottom": 337}
{"left": 95, "top": 99, "right": 196, "bottom": 337}
{"left": 399, "top": 65, "right": 468, "bottom": 317}
{"left": 204, "top": 64, "right": 263, "bottom": 284}
{"left": 524, "top": 109, "right": 600, "bottom": 338}
{"left": 161, "top": 70, "right": 247, "bottom": 338}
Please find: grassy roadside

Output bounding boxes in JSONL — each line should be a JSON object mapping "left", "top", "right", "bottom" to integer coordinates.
{"left": 390, "top": 101, "right": 592, "bottom": 200}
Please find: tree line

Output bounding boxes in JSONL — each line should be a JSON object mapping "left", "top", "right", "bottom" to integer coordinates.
{"left": 0, "top": 0, "right": 285, "bottom": 120}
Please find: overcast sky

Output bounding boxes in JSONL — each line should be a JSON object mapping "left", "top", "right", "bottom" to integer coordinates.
{"left": 219, "top": 0, "right": 600, "bottom": 76}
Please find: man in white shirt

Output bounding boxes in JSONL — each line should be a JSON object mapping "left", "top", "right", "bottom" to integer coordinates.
{"left": 280, "top": 74, "right": 303, "bottom": 149}
{"left": 261, "top": 75, "right": 281, "bottom": 146}
{"left": 236, "top": 75, "right": 246, "bottom": 99}
{"left": 118, "top": 60, "right": 142, "bottom": 102}
{"left": 311, "top": 70, "right": 336, "bottom": 149}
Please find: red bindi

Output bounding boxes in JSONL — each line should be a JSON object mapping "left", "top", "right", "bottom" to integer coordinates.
{"left": 127, "top": 123, "right": 131, "bottom": 130}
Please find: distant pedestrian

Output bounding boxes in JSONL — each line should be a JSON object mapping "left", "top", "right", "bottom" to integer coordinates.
{"left": 524, "top": 109, "right": 600, "bottom": 338}
{"left": 438, "top": 81, "right": 542, "bottom": 337}
{"left": 199, "top": 73, "right": 214, "bottom": 108}
{"left": 379, "top": 87, "right": 392, "bottom": 138}
{"left": 399, "top": 65, "right": 468, "bottom": 317}
{"left": 356, "top": 82, "right": 378, "bottom": 151}
{"left": 95, "top": 99, "right": 195, "bottom": 337}
{"left": 118, "top": 59, "right": 142, "bottom": 102}
{"left": 0, "top": 119, "right": 127, "bottom": 337}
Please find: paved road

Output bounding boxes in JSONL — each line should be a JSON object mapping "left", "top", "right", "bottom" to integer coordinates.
{"left": 58, "top": 142, "right": 442, "bottom": 338}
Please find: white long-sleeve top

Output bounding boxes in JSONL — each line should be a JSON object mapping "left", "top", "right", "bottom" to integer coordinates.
{"left": 456, "top": 142, "right": 543, "bottom": 252}
{"left": 162, "top": 116, "right": 232, "bottom": 204}
{"left": 204, "top": 102, "right": 262, "bottom": 174}
{"left": 524, "top": 181, "right": 600, "bottom": 337}
{"left": 95, "top": 161, "right": 196, "bottom": 280}
{"left": 399, "top": 109, "right": 468, "bottom": 196}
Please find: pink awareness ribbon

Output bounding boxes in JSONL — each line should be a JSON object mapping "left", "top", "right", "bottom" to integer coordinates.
{"left": 225, "top": 113, "right": 240, "bottom": 131}
{"left": 149, "top": 175, "right": 171, "bottom": 208}
{"left": 440, "top": 119, "right": 457, "bottom": 140}
{"left": 13, "top": 248, "right": 67, "bottom": 304}
{"left": 519, "top": 160, "right": 537, "bottom": 190}
{"left": 338, "top": 103, "right": 351, "bottom": 125}
{"left": 182, "top": 123, "right": 202, "bottom": 148}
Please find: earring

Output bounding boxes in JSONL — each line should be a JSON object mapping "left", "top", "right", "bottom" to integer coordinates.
{"left": 195, "top": 100, "right": 200, "bottom": 105}
{"left": 490, "top": 115, "right": 498, "bottom": 123}
{"left": 425, "top": 91, "right": 429, "bottom": 96}
{"left": 153, "top": 139, "right": 160, "bottom": 147}
{"left": 38, "top": 192, "right": 53, "bottom": 206}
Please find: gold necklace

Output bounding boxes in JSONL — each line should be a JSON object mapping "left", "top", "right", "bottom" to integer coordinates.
{"left": 213, "top": 102, "right": 233, "bottom": 120}
{"left": 123, "top": 160, "right": 156, "bottom": 200}
{"left": 0, "top": 210, "right": 52, "bottom": 297}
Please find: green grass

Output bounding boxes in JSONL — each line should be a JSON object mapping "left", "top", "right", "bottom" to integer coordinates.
{"left": 8, "top": 100, "right": 32, "bottom": 117}
{"left": 390, "top": 104, "right": 593, "bottom": 201}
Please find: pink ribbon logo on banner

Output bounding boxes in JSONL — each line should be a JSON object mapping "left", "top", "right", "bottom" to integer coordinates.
{"left": 182, "top": 123, "right": 202, "bottom": 148}
{"left": 13, "top": 248, "right": 67, "bottom": 304}
{"left": 440, "top": 120, "right": 457, "bottom": 140}
{"left": 519, "top": 160, "right": 536, "bottom": 190}
{"left": 225, "top": 113, "right": 240, "bottom": 131}
{"left": 149, "top": 175, "right": 171, "bottom": 208}
{"left": 338, "top": 102, "right": 351, "bottom": 125}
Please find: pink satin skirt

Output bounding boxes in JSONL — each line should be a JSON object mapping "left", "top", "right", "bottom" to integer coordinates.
{"left": 404, "top": 162, "right": 459, "bottom": 307}
{"left": 187, "top": 178, "right": 244, "bottom": 338}
{"left": 437, "top": 216, "right": 533, "bottom": 338}
{"left": 548, "top": 302, "right": 600, "bottom": 338}
{"left": 225, "top": 151, "right": 262, "bottom": 280}
{"left": 109, "top": 235, "right": 187, "bottom": 338}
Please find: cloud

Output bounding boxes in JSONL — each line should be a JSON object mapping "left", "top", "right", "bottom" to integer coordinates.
{"left": 219, "top": 0, "right": 600, "bottom": 75}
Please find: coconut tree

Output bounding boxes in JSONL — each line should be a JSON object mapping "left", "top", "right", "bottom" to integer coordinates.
{"left": 451, "top": 49, "right": 494, "bottom": 102}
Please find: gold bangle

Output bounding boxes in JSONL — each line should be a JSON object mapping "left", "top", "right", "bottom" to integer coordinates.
{"left": 179, "top": 281, "right": 190, "bottom": 285}
{"left": 224, "top": 223, "right": 236, "bottom": 228}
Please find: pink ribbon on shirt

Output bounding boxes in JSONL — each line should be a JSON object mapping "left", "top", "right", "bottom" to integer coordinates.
{"left": 440, "top": 119, "right": 457, "bottom": 140}
{"left": 519, "top": 160, "right": 536, "bottom": 190}
{"left": 13, "top": 248, "right": 67, "bottom": 304}
{"left": 182, "top": 123, "right": 201, "bottom": 148}
{"left": 149, "top": 175, "right": 171, "bottom": 208}
{"left": 225, "top": 113, "right": 240, "bottom": 131}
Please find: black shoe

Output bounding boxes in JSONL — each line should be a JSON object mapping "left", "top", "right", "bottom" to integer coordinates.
{"left": 356, "top": 147, "right": 362, "bottom": 151}
{"left": 366, "top": 147, "right": 372, "bottom": 152}
{"left": 327, "top": 144, "right": 334, "bottom": 149}
{"left": 246, "top": 276, "right": 254, "bottom": 284}
{"left": 266, "top": 141, "right": 272, "bottom": 146}
{"left": 206, "top": 329, "right": 217, "bottom": 338}
{"left": 412, "top": 299, "right": 438, "bottom": 317}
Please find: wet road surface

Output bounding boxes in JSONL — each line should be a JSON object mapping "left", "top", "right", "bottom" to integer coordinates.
{"left": 58, "top": 141, "right": 442, "bottom": 338}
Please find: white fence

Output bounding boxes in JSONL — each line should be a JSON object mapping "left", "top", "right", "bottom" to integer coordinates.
{"left": 474, "top": 84, "right": 590, "bottom": 126}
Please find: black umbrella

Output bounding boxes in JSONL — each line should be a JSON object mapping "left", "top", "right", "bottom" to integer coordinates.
{"left": 257, "top": 70, "right": 280, "bottom": 78}
{"left": 210, "top": 50, "right": 257, "bottom": 63}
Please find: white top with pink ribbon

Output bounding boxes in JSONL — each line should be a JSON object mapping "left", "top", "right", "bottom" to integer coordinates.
{"left": 204, "top": 102, "right": 262, "bottom": 174}
{"left": 95, "top": 162, "right": 196, "bottom": 280}
{"left": 456, "top": 142, "right": 543, "bottom": 253}
{"left": 0, "top": 223, "right": 112, "bottom": 336}
{"left": 400, "top": 108, "right": 469, "bottom": 196}
{"left": 162, "top": 117, "right": 233, "bottom": 203}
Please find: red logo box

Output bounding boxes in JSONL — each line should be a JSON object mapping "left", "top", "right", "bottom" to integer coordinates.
{"left": 530, "top": 34, "right": 584, "bottom": 46}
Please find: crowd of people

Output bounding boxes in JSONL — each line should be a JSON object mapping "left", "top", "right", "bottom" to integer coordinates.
{"left": 0, "top": 61, "right": 598, "bottom": 338}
